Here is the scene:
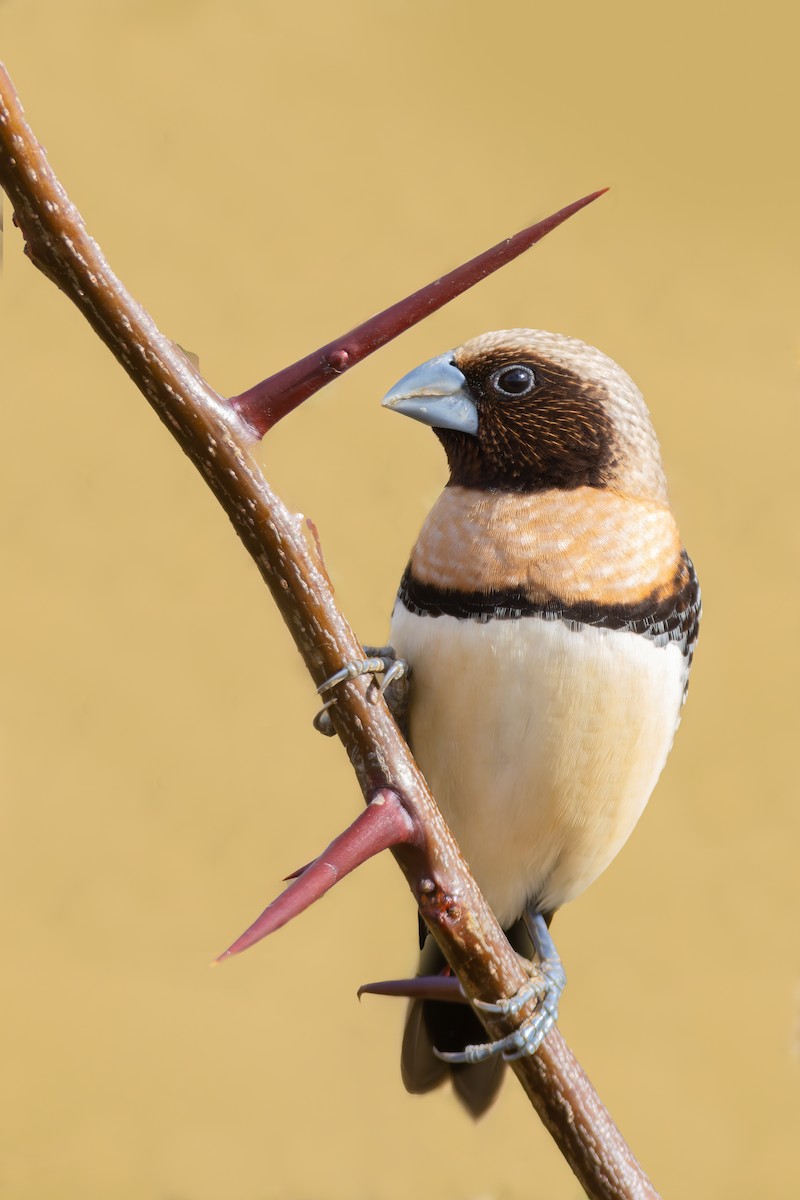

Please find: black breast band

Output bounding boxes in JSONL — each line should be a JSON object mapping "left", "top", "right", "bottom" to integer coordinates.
{"left": 397, "top": 551, "right": 701, "bottom": 663}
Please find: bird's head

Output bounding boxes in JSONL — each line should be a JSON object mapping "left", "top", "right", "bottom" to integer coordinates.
{"left": 382, "top": 329, "right": 668, "bottom": 502}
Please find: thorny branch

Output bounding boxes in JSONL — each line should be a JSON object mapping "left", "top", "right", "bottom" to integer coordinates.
{"left": 0, "top": 61, "right": 659, "bottom": 1200}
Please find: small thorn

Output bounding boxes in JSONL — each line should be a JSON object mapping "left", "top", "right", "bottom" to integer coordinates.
{"left": 229, "top": 189, "right": 608, "bottom": 438}
{"left": 283, "top": 859, "right": 314, "bottom": 881}
{"left": 303, "top": 517, "right": 329, "bottom": 579}
{"left": 216, "top": 789, "right": 417, "bottom": 961}
{"left": 358, "top": 974, "right": 469, "bottom": 1003}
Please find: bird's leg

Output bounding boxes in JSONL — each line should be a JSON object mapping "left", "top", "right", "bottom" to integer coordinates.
{"left": 434, "top": 908, "right": 566, "bottom": 1065}
{"left": 313, "top": 645, "right": 410, "bottom": 736}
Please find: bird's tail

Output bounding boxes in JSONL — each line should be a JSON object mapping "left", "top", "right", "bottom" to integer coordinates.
{"left": 400, "top": 920, "right": 533, "bottom": 1119}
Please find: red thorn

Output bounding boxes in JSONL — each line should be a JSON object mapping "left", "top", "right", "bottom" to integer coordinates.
{"left": 358, "top": 975, "right": 469, "bottom": 1004}
{"left": 230, "top": 189, "right": 608, "bottom": 438}
{"left": 283, "top": 859, "right": 313, "bottom": 881}
{"left": 216, "top": 790, "right": 416, "bottom": 962}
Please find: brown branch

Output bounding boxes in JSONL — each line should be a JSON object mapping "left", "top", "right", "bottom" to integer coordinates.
{"left": 0, "top": 61, "right": 659, "bottom": 1200}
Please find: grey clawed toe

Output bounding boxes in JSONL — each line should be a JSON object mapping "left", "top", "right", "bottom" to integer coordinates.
{"left": 435, "top": 909, "right": 566, "bottom": 1064}
{"left": 313, "top": 646, "right": 410, "bottom": 733}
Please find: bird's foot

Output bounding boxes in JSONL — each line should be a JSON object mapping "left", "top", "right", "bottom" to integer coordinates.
{"left": 313, "top": 646, "right": 409, "bottom": 736}
{"left": 435, "top": 910, "right": 566, "bottom": 1064}
{"left": 317, "top": 646, "right": 409, "bottom": 697}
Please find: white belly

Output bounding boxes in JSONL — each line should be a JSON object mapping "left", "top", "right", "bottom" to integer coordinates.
{"left": 390, "top": 601, "right": 687, "bottom": 925}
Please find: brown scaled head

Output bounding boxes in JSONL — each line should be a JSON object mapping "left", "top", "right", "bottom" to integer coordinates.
{"left": 382, "top": 329, "right": 669, "bottom": 501}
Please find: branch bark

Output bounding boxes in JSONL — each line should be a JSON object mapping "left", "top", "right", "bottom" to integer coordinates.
{"left": 0, "top": 62, "right": 659, "bottom": 1200}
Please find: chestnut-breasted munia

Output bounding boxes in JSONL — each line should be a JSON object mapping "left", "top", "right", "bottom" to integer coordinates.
{"left": 376, "top": 329, "right": 700, "bottom": 1115}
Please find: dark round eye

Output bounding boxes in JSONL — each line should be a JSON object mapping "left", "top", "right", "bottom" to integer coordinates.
{"left": 491, "top": 364, "right": 536, "bottom": 397}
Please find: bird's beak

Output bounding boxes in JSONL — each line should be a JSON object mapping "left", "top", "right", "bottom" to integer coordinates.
{"left": 381, "top": 353, "right": 479, "bottom": 435}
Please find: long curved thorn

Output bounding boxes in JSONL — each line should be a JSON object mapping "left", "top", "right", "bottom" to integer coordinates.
{"left": 230, "top": 189, "right": 608, "bottom": 438}
{"left": 358, "top": 975, "right": 469, "bottom": 1004}
{"left": 215, "top": 790, "right": 417, "bottom": 962}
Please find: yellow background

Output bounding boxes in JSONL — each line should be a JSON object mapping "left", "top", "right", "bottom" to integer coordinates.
{"left": 1, "top": 3, "right": 798, "bottom": 1197}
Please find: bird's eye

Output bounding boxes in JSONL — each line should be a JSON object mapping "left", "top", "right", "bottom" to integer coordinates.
{"left": 491, "top": 364, "right": 536, "bottom": 397}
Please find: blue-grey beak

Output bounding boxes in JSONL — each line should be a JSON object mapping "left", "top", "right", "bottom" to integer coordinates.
{"left": 381, "top": 352, "right": 479, "bottom": 435}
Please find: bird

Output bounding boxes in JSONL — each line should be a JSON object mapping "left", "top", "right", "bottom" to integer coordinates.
{"left": 372, "top": 328, "right": 701, "bottom": 1116}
